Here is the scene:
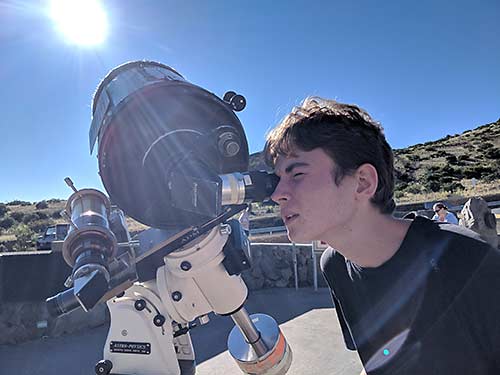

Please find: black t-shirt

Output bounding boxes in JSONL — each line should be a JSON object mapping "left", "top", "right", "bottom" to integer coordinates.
{"left": 320, "top": 217, "right": 500, "bottom": 374}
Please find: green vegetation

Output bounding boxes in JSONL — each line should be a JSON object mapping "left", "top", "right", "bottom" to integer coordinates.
{"left": 11, "top": 224, "right": 36, "bottom": 252}
{"left": 390, "top": 119, "right": 500, "bottom": 202}
{"left": 0, "top": 200, "right": 66, "bottom": 252}
{"left": 0, "top": 217, "right": 15, "bottom": 230}
{"left": 0, "top": 203, "right": 7, "bottom": 217}
{"left": 6, "top": 200, "right": 31, "bottom": 206}
{"left": 35, "top": 200, "right": 49, "bottom": 209}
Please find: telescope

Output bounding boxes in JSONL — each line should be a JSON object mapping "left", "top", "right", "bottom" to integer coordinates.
{"left": 46, "top": 61, "right": 291, "bottom": 375}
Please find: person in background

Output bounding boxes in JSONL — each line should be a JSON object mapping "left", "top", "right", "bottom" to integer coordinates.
{"left": 432, "top": 202, "right": 458, "bottom": 224}
{"left": 265, "top": 96, "right": 500, "bottom": 374}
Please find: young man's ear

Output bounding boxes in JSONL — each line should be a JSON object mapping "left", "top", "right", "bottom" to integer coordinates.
{"left": 355, "top": 163, "right": 378, "bottom": 198}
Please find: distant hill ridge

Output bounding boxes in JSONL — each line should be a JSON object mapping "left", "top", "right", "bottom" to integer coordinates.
{"left": 250, "top": 119, "right": 500, "bottom": 199}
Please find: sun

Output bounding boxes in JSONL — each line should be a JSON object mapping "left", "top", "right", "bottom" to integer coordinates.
{"left": 50, "top": 0, "right": 109, "bottom": 46}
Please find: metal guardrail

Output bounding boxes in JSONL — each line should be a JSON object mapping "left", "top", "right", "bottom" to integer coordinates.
{"left": 0, "top": 250, "right": 52, "bottom": 256}
{"left": 447, "top": 200, "right": 500, "bottom": 212}
{"left": 250, "top": 226, "right": 286, "bottom": 235}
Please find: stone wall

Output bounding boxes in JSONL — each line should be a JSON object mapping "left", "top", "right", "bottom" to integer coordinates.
{"left": 242, "top": 243, "right": 326, "bottom": 290}
{"left": 0, "top": 301, "right": 108, "bottom": 345}
{"left": 0, "top": 251, "right": 109, "bottom": 345}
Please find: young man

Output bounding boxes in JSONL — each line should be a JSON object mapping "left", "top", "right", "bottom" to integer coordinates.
{"left": 264, "top": 97, "right": 500, "bottom": 374}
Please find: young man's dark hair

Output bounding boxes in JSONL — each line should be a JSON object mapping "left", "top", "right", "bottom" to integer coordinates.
{"left": 265, "top": 96, "right": 395, "bottom": 214}
{"left": 266, "top": 96, "right": 500, "bottom": 375}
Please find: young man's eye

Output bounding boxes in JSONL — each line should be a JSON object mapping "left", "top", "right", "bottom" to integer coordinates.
{"left": 293, "top": 172, "right": 304, "bottom": 178}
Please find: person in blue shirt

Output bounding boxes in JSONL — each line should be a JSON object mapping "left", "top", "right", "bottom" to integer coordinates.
{"left": 431, "top": 202, "right": 458, "bottom": 224}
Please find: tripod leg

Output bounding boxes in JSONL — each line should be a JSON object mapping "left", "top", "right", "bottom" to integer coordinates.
{"left": 174, "top": 330, "right": 196, "bottom": 375}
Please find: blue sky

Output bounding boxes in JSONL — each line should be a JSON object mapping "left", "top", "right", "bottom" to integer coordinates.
{"left": 1, "top": 0, "right": 499, "bottom": 202}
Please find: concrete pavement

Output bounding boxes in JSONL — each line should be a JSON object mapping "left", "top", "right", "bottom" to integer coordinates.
{"left": 0, "top": 288, "right": 362, "bottom": 375}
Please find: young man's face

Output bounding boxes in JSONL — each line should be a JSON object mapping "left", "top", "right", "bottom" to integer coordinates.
{"left": 271, "top": 147, "right": 359, "bottom": 244}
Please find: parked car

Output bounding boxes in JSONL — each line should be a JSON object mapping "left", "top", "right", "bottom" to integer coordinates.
{"left": 36, "top": 224, "right": 69, "bottom": 250}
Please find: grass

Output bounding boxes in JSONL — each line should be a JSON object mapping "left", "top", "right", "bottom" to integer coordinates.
{"left": 0, "top": 234, "right": 16, "bottom": 242}
{"left": 396, "top": 180, "right": 500, "bottom": 205}
{"left": 126, "top": 217, "right": 149, "bottom": 235}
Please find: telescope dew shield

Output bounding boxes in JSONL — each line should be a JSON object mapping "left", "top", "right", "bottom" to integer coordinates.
{"left": 90, "top": 61, "right": 249, "bottom": 229}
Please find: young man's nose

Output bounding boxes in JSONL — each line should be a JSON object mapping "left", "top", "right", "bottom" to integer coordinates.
{"left": 271, "top": 180, "right": 290, "bottom": 204}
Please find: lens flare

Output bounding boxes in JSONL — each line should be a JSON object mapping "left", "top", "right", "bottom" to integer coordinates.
{"left": 50, "top": 0, "right": 108, "bottom": 46}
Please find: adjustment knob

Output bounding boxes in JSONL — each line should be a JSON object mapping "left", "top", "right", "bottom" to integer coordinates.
{"left": 153, "top": 314, "right": 166, "bottom": 327}
{"left": 223, "top": 91, "right": 246, "bottom": 112}
{"left": 223, "top": 91, "right": 237, "bottom": 102}
{"left": 230, "top": 94, "right": 246, "bottom": 111}
{"left": 172, "top": 291, "right": 183, "bottom": 302}
{"left": 95, "top": 359, "right": 113, "bottom": 375}
{"left": 134, "top": 299, "right": 146, "bottom": 311}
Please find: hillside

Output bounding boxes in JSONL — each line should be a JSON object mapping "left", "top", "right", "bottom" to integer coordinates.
{"left": 392, "top": 120, "right": 500, "bottom": 202}
{"left": 1, "top": 119, "right": 499, "bottom": 251}
{"left": 250, "top": 119, "right": 500, "bottom": 202}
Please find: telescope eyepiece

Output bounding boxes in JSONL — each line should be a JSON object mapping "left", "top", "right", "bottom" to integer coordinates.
{"left": 220, "top": 171, "right": 278, "bottom": 206}
{"left": 46, "top": 288, "right": 81, "bottom": 317}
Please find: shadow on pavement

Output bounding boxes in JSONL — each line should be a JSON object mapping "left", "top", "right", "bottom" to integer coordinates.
{"left": 191, "top": 288, "right": 332, "bottom": 364}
